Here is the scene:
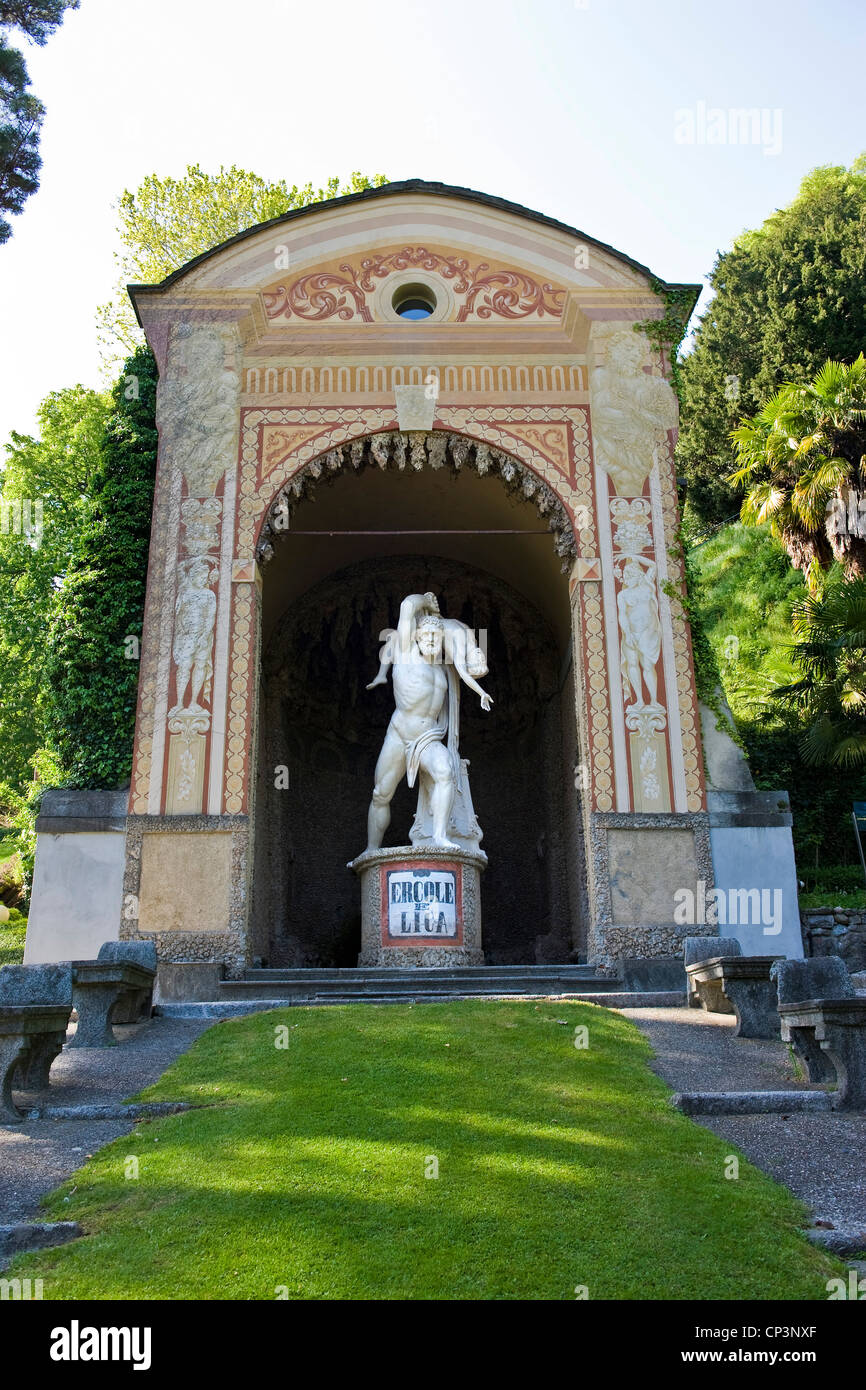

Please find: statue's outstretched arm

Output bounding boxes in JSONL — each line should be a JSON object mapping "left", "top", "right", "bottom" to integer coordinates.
{"left": 455, "top": 656, "right": 494, "bottom": 711}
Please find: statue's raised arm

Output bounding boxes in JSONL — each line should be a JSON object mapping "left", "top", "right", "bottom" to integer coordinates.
{"left": 396, "top": 591, "right": 439, "bottom": 660}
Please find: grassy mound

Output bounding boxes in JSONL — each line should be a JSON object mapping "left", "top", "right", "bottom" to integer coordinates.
{"left": 9, "top": 1001, "right": 840, "bottom": 1300}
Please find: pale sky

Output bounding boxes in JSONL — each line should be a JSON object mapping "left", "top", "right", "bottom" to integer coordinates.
{"left": 1, "top": 0, "right": 864, "bottom": 446}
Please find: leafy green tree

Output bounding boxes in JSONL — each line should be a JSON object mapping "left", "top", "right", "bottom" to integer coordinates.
{"left": 98, "top": 165, "right": 389, "bottom": 361}
{"left": 678, "top": 156, "right": 866, "bottom": 527}
{"left": 690, "top": 522, "right": 804, "bottom": 714}
{"left": 730, "top": 356, "right": 866, "bottom": 590}
{"left": 777, "top": 571, "right": 866, "bottom": 771}
{"left": 691, "top": 521, "right": 866, "bottom": 868}
{"left": 40, "top": 347, "right": 159, "bottom": 787}
{"left": 0, "top": 385, "right": 109, "bottom": 787}
{"left": 0, "top": 2, "right": 79, "bottom": 242}
{"left": 0, "top": 36, "right": 40, "bottom": 243}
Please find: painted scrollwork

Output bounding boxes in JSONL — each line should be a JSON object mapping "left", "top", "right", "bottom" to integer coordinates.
{"left": 263, "top": 247, "right": 566, "bottom": 324}
{"left": 461, "top": 268, "right": 565, "bottom": 321}
{"left": 261, "top": 273, "right": 369, "bottom": 323}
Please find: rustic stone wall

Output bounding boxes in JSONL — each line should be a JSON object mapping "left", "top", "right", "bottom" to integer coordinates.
{"left": 802, "top": 908, "right": 866, "bottom": 972}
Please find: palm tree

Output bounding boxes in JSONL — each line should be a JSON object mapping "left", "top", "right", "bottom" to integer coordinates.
{"left": 776, "top": 573, "right": 866, "bottom": 768}
{"left": 729, "top": 355, "right": 866, "bottom": 591}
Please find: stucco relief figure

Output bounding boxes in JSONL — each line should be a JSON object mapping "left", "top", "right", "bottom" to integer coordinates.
{"left": 170, "top": 558, "right": 217, "bottom": 715}
{"left": 180, "top": 496, "right": 222, "bottom": 557}
{"left": 590, "top": 330, "right": 678, "bottom": 497}
{"left": 616, "top": 556, "right": 664, "bottom": 716}
{"left": 364, "top": 592, "right": 492, "bottom": 852}
{"left": 159, "top": 326, "right": 239, "bottom": 498}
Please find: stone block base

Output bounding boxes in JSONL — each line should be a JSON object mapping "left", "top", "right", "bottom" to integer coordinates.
{"left": 349, "top": 845, "right": 485, "bottom": 968}
{"left": 617, "top": 956, "right": 686, "bottom": 991}
{"left": 154, "top": 963, "right": 226, "bottom": 1003}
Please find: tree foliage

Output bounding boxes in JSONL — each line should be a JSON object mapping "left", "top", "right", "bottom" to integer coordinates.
{"left": 677, "top": 156, "right": 866, "bottom": 527}
{"left": 0, "top": 384, "right": 109, "bottom": 787}
{"left": 0, "top": 1, "right": 78, "bottom": 242}
{"left": 691, "top": 522, "right": 866, "bottom": 868}
{"left": 777, "top": 572, "right": 866, "bottom": 771}
{"left": 0, "top": 4, "right": 79, "bottom": 44}
{"left": 41, "top": 346, "right": 158, "bottom": 787}
{"left": 98, "top": 165, "right": 389, "bottom": 362}
{"left": 730, "top": 355, "right": 866, "bottom": 590}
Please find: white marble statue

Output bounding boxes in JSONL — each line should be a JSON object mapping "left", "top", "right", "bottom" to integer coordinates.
{"left": 364, "top": 592, "right": 492, "bottom": 852}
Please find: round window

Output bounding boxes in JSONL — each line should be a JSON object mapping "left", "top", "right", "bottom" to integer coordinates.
{"left": 391, "top": 282, "right": 437, "bottom": 320}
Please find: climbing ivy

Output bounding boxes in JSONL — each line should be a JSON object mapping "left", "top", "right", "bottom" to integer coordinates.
{"left": 634, "top": 277, "right": 696, "bottom": 402}
{"left": 661, "top": 523, "right": 745, "bottom": 750}
{"left": 635, "top": 278, "right": 737, "bottom": 749}
{"left": 42, "top": 346, "right": 158, "bottom": 788}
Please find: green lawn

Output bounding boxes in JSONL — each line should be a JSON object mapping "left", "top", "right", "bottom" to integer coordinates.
{"left": 799, "top": 889, "right": 866, "bottom": 910}
{"left": 0, "top": 920, "right": 26, "bottom": 966}
{"left": 8, "top": 1001, "right": 841, "bottom": 1300}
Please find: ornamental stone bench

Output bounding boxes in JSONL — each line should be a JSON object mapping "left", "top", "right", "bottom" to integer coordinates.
{"left": 772, "top": 957, "right": 866, "bottom": 1110}
{"left": 0, "top": 964, "right": 72, "bottom": 1123}
{"left": 68, "top": 941, "right": 157, "bottom": 1049}
{"left": 683, "top": 936, "right": 784, "bottom": 1038}
{"left": 683, "top": 937, "right": 742, "bottom": 1009}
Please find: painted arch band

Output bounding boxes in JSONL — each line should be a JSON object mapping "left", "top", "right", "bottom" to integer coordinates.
{"left": 256, "top": 430, "right": 578, "bottom": 569}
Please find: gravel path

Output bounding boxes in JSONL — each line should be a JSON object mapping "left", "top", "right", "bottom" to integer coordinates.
{"left": 0, "top": 1015, "right": 211, "bottom": 1226}
{"left": 626, "top": 1006, "right": 866, "bottom": 1229}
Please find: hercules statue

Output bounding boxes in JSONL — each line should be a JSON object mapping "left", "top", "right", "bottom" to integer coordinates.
{"left": 364, "top": 592, "right": 492, "bottom": 852}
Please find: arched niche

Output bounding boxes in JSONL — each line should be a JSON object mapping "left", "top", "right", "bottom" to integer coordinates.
{"left": 249, "top": 444, "right": 588, "bottom": 967}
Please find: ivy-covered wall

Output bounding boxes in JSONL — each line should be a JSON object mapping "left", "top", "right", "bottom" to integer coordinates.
{"left": 42, "top": 346, "right": 158, "bottom": 788}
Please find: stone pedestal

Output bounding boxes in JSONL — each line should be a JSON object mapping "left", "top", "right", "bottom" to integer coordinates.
{"left": 349, "top": 845, "right": 486, "bottom": 967}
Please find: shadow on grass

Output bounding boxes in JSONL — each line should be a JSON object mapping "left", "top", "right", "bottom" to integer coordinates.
{"left": 7, "top": 1001, "right": 845, "bottom": 1301}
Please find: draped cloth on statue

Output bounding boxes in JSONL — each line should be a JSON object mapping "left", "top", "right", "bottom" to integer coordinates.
{"left": 405, "top": 721, "right": 450, "bottom": 789}
{"left": 405, "top": 661, "right": 459, "bottom": 787}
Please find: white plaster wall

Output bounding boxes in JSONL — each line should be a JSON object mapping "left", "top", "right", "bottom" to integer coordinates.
{"left": 24, "top": 831, "right": 125, "bottom": 964}
{"left": 710, "top": 824, "right": 803, "bottom": 959}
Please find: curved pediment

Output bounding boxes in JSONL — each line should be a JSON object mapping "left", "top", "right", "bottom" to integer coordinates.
{"left": 129, "top": 181, "right": 696, "bottom": 352}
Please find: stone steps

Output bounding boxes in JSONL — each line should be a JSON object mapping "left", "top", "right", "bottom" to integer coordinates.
{"left": 157, "top": 990, "right": 684, "bottom": 1018}
{"left": 153, "top": 968, "right": 687, "bottom": 1016}
{"left": 298, "top": 990, "right": 683, "bottom": 1007}
{"left": 218, "top": 966, "right": 616, "bottom": 1001}
{"left": 672, "top": 1090, "right": 833, "bottom": 1116}
{"left": 245, "top": 965, "right": 600, "bottom": 980}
